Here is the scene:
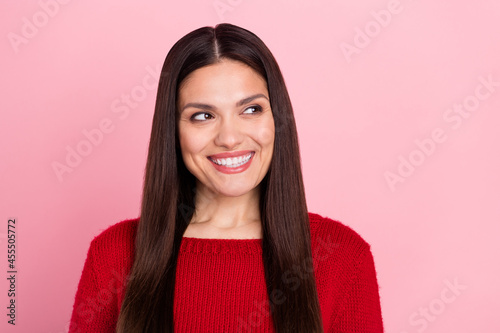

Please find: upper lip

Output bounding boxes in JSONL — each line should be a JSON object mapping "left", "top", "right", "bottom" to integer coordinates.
{"left": 208, "top": 150, "right": 254, "bottom": 159}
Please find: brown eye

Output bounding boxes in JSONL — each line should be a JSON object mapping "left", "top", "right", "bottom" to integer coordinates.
{"left": 242, "top": 105, "right": 263, "bottom": 114}
{"left": 191, "top": 112, "right": 213, "bottom": 122}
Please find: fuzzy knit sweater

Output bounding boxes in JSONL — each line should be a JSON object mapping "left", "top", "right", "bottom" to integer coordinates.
{"left": 69, "top": 213, "right": 384, "bottom": 332}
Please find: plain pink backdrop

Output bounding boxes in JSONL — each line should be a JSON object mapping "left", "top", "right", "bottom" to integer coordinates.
{"left": 1, "top": 0, "right": 499, "bottom": 332}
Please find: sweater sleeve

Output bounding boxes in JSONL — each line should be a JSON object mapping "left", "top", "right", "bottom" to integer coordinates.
{"left": 329, "top": 246, "right": 384, "bottom": 333}
{"left": 68, "top": 239, "right": 120, "bottom": 333}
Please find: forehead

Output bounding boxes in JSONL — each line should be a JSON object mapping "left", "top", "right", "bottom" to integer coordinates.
{"left": 178, "top": 59, "right": 269, "bottom": 104}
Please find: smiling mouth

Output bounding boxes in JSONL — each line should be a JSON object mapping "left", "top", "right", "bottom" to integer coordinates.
{"left": 208, "top": 152, "right": 254, "bottom": 168}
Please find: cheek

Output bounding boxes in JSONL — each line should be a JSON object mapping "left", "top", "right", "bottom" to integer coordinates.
{"left": 178, "top": 128, "right": 204, "bottom": 161}
{"left": 256, "top": 117, "right": 275, "bottom": 148}
{"left": 257, "top": 128, "right": 275, "bottom": 148}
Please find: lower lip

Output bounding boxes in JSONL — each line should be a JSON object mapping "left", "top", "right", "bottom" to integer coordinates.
{"left": 208, "top": 153, "right": 254, "bottom": 174}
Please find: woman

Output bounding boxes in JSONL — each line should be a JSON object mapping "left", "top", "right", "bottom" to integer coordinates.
{"left": 69, "top": 23, "right": 384, "bottom": 332}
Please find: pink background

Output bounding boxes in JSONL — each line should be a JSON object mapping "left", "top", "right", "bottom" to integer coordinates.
{"left": 1, "top": 0, "right": 499, "bottom": 332}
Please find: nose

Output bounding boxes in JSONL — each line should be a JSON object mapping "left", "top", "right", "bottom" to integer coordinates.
{"left": 214, "top": 116, "right": 243, "bottom": 150}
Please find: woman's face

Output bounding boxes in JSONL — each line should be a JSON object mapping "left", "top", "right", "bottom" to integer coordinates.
{"left": 177, "top": 59, "right": 275, "bottom": 198}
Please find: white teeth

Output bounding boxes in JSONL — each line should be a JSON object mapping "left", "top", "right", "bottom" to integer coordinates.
{"left": 211, "top": 153, "right": 253, "bottom": 168}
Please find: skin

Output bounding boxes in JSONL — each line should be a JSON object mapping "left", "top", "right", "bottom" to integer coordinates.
{"left": 177, "top": 59, "right": 275, "bottom": 239}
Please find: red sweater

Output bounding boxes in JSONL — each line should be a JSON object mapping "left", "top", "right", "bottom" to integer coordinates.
{"left": 69, "top": 213, "right": 384, "bottom": 332}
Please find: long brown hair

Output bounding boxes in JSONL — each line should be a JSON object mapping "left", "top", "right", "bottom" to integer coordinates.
{"left": 116, "top": 23, "right": 323, "bottom": 333}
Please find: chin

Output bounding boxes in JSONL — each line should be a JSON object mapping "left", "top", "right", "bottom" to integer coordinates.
{"left": 216, "top": 189, "right": 251, "bottom": 198}
{"left": 211, "top": 183, "right": 256, "bottom": 198}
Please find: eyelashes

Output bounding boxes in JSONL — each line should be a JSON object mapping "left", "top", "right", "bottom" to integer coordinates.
{"left": 242, "top": 105, "right": 263, "bottom": 114}
{"left": 190, "top": 105, "right": 263, "bottom": 122}
{"left": 191, "top": 112, "right": 213, "bottom": 122}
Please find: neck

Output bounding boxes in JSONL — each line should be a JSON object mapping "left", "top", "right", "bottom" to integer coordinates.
{"left": 190, "top": 183, "right": 261, "bottom": 230}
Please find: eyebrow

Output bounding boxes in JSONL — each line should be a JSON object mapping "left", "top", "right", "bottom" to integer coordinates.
{"left": 180, "top": 93, "right": 269, "bottom": 113}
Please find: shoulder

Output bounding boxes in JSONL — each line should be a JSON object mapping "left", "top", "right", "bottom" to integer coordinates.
{"left": 90, "top": 218, "right": 138, "bottom": 249}
{"left": 307, "top": 213, "right": 383, "bottom": 331}
{"left": 70, "top": 218, "right": 139, "bottom": 330}
{"left": 85, "top": 218, "right": 139, "bottom": 273}
{"left": 307, "top": 212, "right": 371, "bottom": 263}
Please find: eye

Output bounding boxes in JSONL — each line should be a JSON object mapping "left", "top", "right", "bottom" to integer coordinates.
{"left": 242, "top": 105, "right": 263, "bottom": 114}
{"left": 191, "top": 112, "right": 213, "bottom": 122}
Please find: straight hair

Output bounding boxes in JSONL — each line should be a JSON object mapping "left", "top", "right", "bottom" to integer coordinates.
{"left": 117, "top": 23, "right": 323, "bottom": 333}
